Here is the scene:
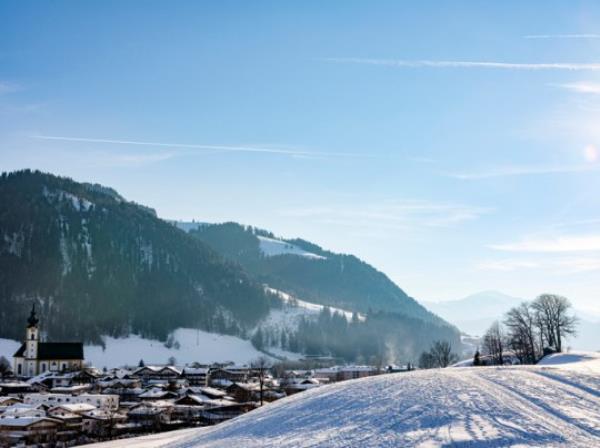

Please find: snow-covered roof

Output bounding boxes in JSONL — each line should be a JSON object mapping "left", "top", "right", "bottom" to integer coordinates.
{"left": 138, "top": 387, "right": 176, "bottom": 399}
{"left": 0, "top": 396, "right": 21, "bottom": 405}
{"left": 52, "top": 403, "right": 97, "bottom": 413}
{"left": 0, "top": 416, "right": 61, "bottom": 427}
{"left": 134, "top": 365, "right": 182, "bottom": 375}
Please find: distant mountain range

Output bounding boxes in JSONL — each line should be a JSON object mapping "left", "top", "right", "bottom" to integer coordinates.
{"left": 0, "top": 170, "right": 460, "bottom": 364}
{"left": 424, "top": 291, "right": 600, "bottom": 351}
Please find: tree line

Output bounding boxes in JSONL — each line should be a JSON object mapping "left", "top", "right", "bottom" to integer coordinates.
{"left": 478, "top": 293, "right": 578, "bottom": 366}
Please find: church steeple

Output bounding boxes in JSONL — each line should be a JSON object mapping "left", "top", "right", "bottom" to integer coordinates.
{"left": 27, "top": 304, "right": 39, "bottom": 328}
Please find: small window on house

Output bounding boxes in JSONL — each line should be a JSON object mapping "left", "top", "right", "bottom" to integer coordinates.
{"left": 31, "top": 334, "right": 35, "bottom": 340}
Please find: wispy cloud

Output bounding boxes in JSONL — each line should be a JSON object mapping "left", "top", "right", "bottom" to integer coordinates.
{"left": 0, "top": 81, "right": 21, "bottom": 95}
{"left": 489, "top": 234, "right": 600, "bottom": 253}
{"left": 552, "top": 81, "right": 600, "bottom": 94}
{"left": 31, "top": 135, "right": 364, "bottom": 159}
{"left": 281, "top": 199, "right": 492, "bottom": 230}
{"left": 524, "top": 34, "right": 600, "bottom": 39}
{"left": 478, "top": 256, "right": 600, "bottom": 273}
{"left": 324, "top": 57, "right": 600, "bottom": 71}
{"left": 448, "top": 163, "right": 600, "bottom": 180}
{"left": 475, "top": 256, "right": 600, "bottom": 275}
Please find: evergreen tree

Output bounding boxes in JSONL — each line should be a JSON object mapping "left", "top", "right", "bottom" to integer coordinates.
{"left": 473, "top": 350, "right": 481, "bottom": 366}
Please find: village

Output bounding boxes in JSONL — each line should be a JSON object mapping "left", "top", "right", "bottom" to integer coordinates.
{"left": 0, "top": 307, "right": 409, "bottom": 447}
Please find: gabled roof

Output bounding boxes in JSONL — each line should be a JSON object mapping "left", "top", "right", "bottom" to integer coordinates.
{"left": 13, "top": 344, "right": 25, "bottom": 357}
{"left": 134, "top": 365, "right": 181, "bottom": 376}
{"left": 0, "top": 417, "right": 61, "bottom": 428}
{"left": 14, "top": 342, "right": 83, "bottom": 360}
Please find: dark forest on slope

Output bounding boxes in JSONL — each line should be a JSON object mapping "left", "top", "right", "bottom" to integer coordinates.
{"left": 190, "top": 222, "right": 447, "bottom": 326}
{"left": 0, "top": 170, "right": 273, "bottom": 345}
{"left": 189, "top": 223, "right": 461, "bottom": 360}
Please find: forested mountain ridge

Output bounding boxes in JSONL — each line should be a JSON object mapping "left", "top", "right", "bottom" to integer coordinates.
{"left": 0, "top": 170, "right": 460, "bottom": 363}
{"left": 0, "top": 170, "right": 273, "bottom": 344}
{"left": 189, "top": 222, "right": 447, "bottom": 326}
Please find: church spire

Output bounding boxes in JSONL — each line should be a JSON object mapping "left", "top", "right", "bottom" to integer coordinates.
{"left": 27, "top": 303, "right": 39, "bottom": 328}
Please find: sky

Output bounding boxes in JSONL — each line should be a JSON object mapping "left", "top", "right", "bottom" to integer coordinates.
{"left": 1, "top": 1, "right": 600, "bottom": 313}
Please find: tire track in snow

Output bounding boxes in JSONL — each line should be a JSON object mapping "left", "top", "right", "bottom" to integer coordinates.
{"left": 465, "top": 370, "right": 599, "bottom": 444}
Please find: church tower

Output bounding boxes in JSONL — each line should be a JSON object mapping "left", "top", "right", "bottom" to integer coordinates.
{"left": 25, "top": 304, "right": 39, "bottom": 375}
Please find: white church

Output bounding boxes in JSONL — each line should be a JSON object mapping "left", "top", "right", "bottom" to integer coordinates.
{"left": 13, "top": 305, "right": 84, "bottom": 377}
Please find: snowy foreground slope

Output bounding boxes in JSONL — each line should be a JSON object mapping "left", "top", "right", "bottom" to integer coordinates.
{"left": 88, "top": 354, "right": 600, "bottom": 448}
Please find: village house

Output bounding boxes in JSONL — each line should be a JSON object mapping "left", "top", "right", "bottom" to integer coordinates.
{"left": 81, "top": 408, "right": 127, "bottom": 438}
{"left": 0, "top": 396, "right": 21, "bottom": 407}
{"left": 24, "top": 393, "right": 119, "bottom": 410}
{"left": 0, "top": 416, "right": 62, "bottom": 445}
{"left": 208, "top": 365, "right": 249, "bottom": 384}
{"left": 13, "top": 305, "right": 84, "bottom": 377}
{"left": 225, "top": 382, "right": 260, "bottom": 403}
{"left": 181, "top": 367, "right": 209, "bottom": 386}
{"left": 133, "top": 365, "right": 181, "bottom": 384}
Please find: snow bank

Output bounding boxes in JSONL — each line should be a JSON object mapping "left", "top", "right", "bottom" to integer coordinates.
{"left": 86, "top": 364, "right": 600, "bottom": 447}
{"left": 537, "top": 351, "right": 600, "bottom": 374}
{"left": 84, "top": 428, "right": 199, "bottom": 448}
{"left": 257, "top": 236, "right": 326, "bottom": 260}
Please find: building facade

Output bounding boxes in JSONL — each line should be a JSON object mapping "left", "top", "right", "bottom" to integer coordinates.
{"left": 13, "top": 305, "right": 84, "bottom": 377}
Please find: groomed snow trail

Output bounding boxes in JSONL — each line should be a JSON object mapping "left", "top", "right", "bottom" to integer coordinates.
{"left": 86, "top": 364, "right": 600, "bottom": 448}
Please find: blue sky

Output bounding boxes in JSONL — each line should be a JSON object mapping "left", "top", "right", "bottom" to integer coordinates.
{"left": 2, "top": 1, "right": 600, "bottom": 311}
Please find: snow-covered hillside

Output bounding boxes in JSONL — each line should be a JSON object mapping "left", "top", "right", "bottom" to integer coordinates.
{"left": 0, "top": 328, "right": 301, "bottom": 370}
{"left": 257, "top": 236, "right": 326, "bottom": 260}
{"left": 93, "top": 358, "right": 600, "bottom": 447}
{"left": 266, "top": 288, "right": 365, "bottom": 322}
{"left": 2, "top": 288, "right": 362, "bottom": 370}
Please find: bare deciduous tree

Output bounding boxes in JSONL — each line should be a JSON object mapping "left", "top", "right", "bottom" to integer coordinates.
{"left": 419, "top": 340, "right": 458, "bottom": 369}
{"left": 251, "top": 356, "right": 271, "bottom": 406}
{"left": 504, "top": 303, "right": 538, "bottom": 364}
{"left": 483, "top": 321, "right": 505, "bottom": 365}
{"left": 531, "top": 294, "right": 578, "bottom": 353}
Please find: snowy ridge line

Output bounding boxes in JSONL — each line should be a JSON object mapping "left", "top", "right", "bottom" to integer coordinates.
{"left": 265, "top": 287, "right": 365, "bottom": 322}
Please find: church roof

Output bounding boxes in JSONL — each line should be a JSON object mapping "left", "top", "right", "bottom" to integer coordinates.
{"left": 14, "top": 342, "right": 84, "bottom": 360}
